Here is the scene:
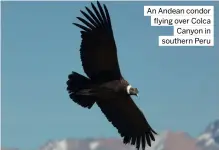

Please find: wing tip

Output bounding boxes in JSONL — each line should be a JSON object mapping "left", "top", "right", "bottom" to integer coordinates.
{"left": 122, "top": 129, "right": 158, "bottom": 149}
{"left": 96, "top": 0, "right": 101, "bottom": 7}
{"left": 90, "top": 1, "right": 95, "bottom": 7}
{"left": 96, "top": 0, "right": 101, "bottom": 5}
{"left": 73, "top": 0, "right": 112, "bottom": 31}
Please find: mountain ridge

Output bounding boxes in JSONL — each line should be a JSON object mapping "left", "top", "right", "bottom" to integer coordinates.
{"left": 2, "top": 119, "right": 219, "bottom": 150}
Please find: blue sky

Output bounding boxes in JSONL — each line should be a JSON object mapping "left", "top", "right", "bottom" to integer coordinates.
{"left": 1, "top": 1, "right": 219, "bottom": 149}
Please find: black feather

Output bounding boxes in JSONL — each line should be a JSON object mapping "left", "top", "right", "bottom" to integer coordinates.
{"left": 73, "top": 23, "right": 91, "bottom": 32}
{"left": 80, "top": 10, "right": 98, "bottom": 27}
{"left": 77, "top": 17, "right": 95, "bottom": 29}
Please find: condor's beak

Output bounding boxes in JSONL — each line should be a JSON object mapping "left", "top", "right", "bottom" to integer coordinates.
{"left": 136, "top": 94, "right": 139, "bottom": 97}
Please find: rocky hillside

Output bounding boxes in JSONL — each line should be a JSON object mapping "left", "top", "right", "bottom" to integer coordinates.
{"left": 196, "top": 119, "right": 219, "bottom": 150}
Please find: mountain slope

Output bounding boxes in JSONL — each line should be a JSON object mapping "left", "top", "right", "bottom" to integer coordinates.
{"left": 197, "top": 119, "right": 219, "bottom": 150}
{"left": 2, "top": 119, "right": 219, "bottom": 150}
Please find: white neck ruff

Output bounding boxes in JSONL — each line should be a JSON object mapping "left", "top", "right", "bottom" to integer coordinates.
{"left": 126, "top": 85, "right": 132, "bottom": 94}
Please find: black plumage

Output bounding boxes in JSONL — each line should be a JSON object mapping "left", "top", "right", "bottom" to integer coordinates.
{"left": 66, "top": 1, "right": 157, "bottom": 150}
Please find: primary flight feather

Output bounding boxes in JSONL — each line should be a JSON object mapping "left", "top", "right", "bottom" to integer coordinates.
{"left": 66, "top": 1, "right": 157, "bottom": 150}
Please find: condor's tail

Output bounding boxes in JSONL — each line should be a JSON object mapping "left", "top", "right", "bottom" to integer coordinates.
{"left": 66, "top": 71, "right": 96, "bottom": 109}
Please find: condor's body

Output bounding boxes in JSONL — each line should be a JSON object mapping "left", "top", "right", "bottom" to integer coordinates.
{"left": 66, "top": 2, "right": 157, "bottom": 150}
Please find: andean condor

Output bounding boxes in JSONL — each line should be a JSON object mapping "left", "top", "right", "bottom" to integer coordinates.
{"left": 66, "top": 1, "right": 157, "bottom": 150}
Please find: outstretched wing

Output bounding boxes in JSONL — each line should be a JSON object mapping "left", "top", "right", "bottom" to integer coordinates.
{"left": 73, "top": 1, "right": 122, "bottom": 82}
{"left": 97, "top": 96, "right": 157, "bottom": 150}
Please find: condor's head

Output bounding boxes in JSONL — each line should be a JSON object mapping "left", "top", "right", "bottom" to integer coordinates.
{"left": 126, "top": 85, "right": 139, "bottom": 97}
